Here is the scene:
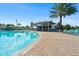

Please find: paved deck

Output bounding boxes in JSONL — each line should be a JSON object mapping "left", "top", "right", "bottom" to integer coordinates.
{"left": 18, "top": 32, "right": 79, "bottom": 56}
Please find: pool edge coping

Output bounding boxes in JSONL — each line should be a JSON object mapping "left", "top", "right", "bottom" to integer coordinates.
{"left": 14, "top": 31, "right": 41, "bottom": 56}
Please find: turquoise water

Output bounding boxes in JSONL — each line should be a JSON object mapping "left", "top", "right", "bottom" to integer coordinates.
{"left": 63, "top": 29, "right": 79, "bottom": 35}
{"left": 0, "top": 31, "right": 39, "bottom": 56}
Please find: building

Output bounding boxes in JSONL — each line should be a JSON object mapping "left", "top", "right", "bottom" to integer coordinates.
{"left": 34, "top": 21, "right": 58, "bottom": 32}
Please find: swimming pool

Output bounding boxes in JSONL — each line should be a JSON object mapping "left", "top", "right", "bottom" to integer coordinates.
{"left": 63, "top": 29, "right": 79, "bottom": 36}
{"left": 0, "top": 31, "right": 39, "bottom": 56}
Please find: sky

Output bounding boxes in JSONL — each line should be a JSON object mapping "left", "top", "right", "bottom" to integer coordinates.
{"left": 0, "top": 3, "right": 79, "bottom": 26}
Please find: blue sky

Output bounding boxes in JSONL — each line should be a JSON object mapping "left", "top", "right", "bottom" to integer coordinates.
{"left": 0, "top": 3, "right": 79, "bottom": 26}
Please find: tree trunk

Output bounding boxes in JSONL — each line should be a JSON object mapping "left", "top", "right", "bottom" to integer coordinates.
{"left": 48, "top": 22, "right": 49, "bottom": 31}
{"left": 59, "top": 15, "right": 62, "bottom": 32}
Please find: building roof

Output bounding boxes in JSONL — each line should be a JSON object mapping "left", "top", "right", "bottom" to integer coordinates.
{"left": 34, "top": 21, "right": 56, "bottom": 26}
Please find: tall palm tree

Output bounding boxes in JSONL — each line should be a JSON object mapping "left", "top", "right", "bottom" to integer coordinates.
{"left": 50, "top": 3, "right": 77, "bottom": 32}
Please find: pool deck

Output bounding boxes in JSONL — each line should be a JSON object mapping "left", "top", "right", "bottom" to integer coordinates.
{"left": 18, "top": 32, "right": 79, "bottom": 56}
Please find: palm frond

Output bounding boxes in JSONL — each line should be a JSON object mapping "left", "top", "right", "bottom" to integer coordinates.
{"left": 50, "top": 3, "right": 77, "bottom": 18}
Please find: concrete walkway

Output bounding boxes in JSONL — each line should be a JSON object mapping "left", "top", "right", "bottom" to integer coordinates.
{"left": 18, "top": 32, "right": 79, "bottom": 56}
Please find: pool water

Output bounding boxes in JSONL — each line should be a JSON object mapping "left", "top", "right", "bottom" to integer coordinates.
{"left": 0, "top": 31, "right": 39, "bottom": 56}
{"left": 63, "top": 29, "right": 79, "bottom": 36}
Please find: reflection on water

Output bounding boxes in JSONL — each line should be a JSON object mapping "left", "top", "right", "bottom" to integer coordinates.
{"left": 0, "top": 31, "right": 39, "bottom": 56}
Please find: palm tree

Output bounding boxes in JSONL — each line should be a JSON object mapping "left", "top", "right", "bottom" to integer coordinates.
{"left": 50, "top": 3, "right": 77, "bottom": 32}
